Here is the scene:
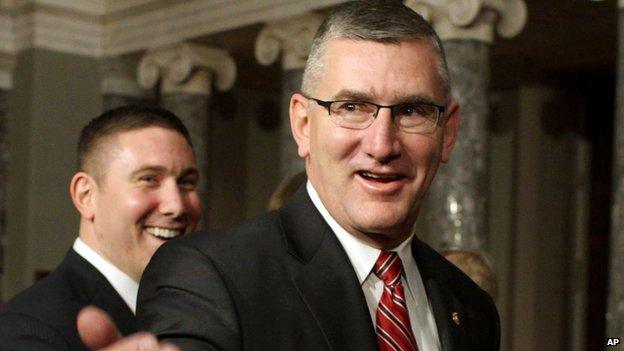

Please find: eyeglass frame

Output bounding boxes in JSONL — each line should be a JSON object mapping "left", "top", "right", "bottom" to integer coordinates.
{"left": 302, "top": 94, "right": 447, "bottom": 133}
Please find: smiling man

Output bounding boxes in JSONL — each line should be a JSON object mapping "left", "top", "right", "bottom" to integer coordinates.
{"left": 0, "top": 105, "right": 201, "bottom": 350}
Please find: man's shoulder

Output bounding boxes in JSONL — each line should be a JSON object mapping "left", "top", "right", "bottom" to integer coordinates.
{"left": 173, "top": 209, "right": 285, "bottom": 255}
{"left": 170, "top": 186, "right": 320, "bottom": 260}
{"left": 147, "top": 208, "right": 303, "bottom": 287}
{"left": 3, "top": 254, "right": 85, "bottom": 317}
{"left": 0, "top": 250, "right": 135, "bottom": 350}
{"left": 0, "top": 253, "right": 92, "bottom": 349}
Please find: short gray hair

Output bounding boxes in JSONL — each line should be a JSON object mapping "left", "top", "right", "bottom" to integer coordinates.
{"left": 301, "top": 0, "right": 450, "bottom": 96}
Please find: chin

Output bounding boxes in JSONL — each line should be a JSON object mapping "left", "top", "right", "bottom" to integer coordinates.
{"left": 358, "top": 200, "right": 414, "bottom": 227}
{"left": 355, "top": 216, "right": 409, "bottom": 235}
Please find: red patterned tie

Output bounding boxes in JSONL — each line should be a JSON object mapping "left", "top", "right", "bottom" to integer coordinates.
{"left": 374, "top": 251, "right": 418, "bottom": 351}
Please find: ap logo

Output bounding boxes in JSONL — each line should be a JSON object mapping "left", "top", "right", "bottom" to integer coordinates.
{"left": 606, "top": 338, "right": 620, "bottom": 347}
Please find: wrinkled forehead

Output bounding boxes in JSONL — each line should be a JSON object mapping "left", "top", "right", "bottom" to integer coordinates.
{"left": 316, "top": 38, "right": 449, "bottom": 102}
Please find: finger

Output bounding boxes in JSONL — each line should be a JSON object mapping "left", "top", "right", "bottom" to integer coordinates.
{"left": 159, "top": 342, "right": 182, "bottom": 351}
{"left": 77, "top": 306, "right": 123, "bottom": 349}
{"left": 97, "top": 332, "right": 160, "bottom": 351}
{"left": 97, "top": 333, "right": 181, "bottom": 351}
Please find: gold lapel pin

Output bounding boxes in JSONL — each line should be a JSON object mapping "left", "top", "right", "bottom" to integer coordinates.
{"left": 452, "top": 312, "right": 460, "bottom": 326}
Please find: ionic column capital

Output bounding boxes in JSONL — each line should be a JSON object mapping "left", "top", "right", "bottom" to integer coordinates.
{"left": 405, "top": 0, "right": 527, "bottom": 43}
{"left": 254, "top": 13, "right": 324, "bottom": 71}
{"left": 137, "top": 42, "right": 237, "bottom": 95}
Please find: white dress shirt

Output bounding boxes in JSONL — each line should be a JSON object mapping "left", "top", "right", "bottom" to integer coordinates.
{"left": 307, "top": 181, "right": 441, "bottom": 350}
{"left": 73, "top": 238, "right": 139, "bottom": 313}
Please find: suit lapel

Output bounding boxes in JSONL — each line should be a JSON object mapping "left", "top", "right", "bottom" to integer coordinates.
{"left": 91, "top": 284, "right": 136, "bottom": 335}
{"left": 64, "top": 250, "right": 137, "bottom": 335}
{"left": 279, "top": 187, "right": 378, "bottom": 351}
{"left": 423, "top": 277, "right": 463, "bottom": 351}
{"left": 411, "top": 239, "right": 465, "bottom": 351}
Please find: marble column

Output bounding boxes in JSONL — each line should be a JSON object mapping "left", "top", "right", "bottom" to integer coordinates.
{"left": 255, "top": 14, "right": 324, "bottom": 179}
{"left": 0, "top": 88, "right": 9, "bottom": 290}
{"left": 606, "top": 0, "right": 624, "bottom": 340}
{"left": 137, "top": 43, "right": 236, "bottom": 228}
{"left": 0, "top": 54, "right": 13, "bottom": 297}
{"left": 100, "top": 55, "right": 149, "bottom": 111}
{"left": 405, "top": 0, "right": 527, "bottom": 250}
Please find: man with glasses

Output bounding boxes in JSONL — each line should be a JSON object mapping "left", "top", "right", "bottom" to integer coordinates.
{"left": 85, "top": 1, "right": 499, "bottom": 350}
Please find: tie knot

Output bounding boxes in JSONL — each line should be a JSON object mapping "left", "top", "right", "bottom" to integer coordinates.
{"left": 373, "top": 251, "right": 404, "bottom": 287}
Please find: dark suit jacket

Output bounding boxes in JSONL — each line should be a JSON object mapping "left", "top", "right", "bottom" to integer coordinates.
{"left": 0, "top": 249, "right": 136, "bottom": 350}
{"left": 138, "top": 187, "right": 499, "bottom": 350}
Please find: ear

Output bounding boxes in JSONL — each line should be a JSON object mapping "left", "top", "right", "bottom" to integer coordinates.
{"left": 440, "top": 102, "right": 461, "bottom": 163}
{"left": 70, "top": 172, "right": 97, "bottom": 220}
{"left": 289, "top": 93, "right": 311, "bottom": 158}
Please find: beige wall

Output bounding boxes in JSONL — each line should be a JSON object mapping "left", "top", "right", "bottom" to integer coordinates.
{"left": 488, "top": 89, "right": 518, "bottom": 351}
{"left": 491, "top": 86, "right": 587, "bottom": 351}
{"left": 243, "top": 88, "right": 282, "bottom": 218}
{"left": 3, "top": 49, "right": 102, "bottom": 299}
{"left": 207, "top": 92, "right": 248, "bottom": 230}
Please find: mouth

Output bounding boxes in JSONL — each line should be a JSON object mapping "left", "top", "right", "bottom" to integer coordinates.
{"left": 357, "top": 170, "right": 406, "bottom": 183}
{"left": 145, "top": 226, "right": 184, "bottom": 240}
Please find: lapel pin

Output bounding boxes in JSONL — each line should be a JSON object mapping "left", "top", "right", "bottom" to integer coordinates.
{"left": 452, "top": 312, "right": 460, "bottom": 326}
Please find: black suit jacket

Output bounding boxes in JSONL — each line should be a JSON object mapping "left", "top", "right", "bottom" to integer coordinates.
{"left": 0, "top": 249, "right": 136, "bottom": 350}
{"left": 138, "top": 187, "right": 499, "bottom": 350}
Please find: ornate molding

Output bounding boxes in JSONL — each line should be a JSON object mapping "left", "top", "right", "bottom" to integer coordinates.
{"left": 0, "top": 0, "right": 29, "bottom": 9}
{"left": 0, "top": 11, "right": 33, "bottom": 54}
{"left": 405, "top": 0, "right": 527, "bottom": 43}
{"left": 43, "top": 0, "right": 159, "bottom": 16}
{"left": 0, "top": 0, "right": 345, "bottom": 58}
{"left": 1, "top": 0, "right": 155, "bottom": 15}
{"left": 137, "top": 42, "right": 236, "bottom": 95}
{"left": 255, "top": 13, "right": 324, "bottom": 71}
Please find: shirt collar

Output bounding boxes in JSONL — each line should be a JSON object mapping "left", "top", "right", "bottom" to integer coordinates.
{"left": 73, "top": 237, "right": 139, "bottom": 313}
{"left": 306, "top": 181, "right": 414, "bottom": 285}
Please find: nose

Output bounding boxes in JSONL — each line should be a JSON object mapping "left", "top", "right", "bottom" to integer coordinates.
{"left": 361, "top": 108, "right": 401, "bottom": 163}
{"left": 159, "top": 180, "right": 186, "bottom": 218}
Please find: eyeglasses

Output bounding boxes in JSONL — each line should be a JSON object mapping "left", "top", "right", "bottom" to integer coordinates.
{"left": 305, "top": 95, "right": 446, "bottom": 134}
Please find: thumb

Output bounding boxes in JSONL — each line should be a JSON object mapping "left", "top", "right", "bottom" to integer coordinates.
{"left": 77, "top": 306, "right": 123, "bottom": 349}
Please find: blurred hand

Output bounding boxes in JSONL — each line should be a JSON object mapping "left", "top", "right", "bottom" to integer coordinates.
{"left": 77, "top": 306, "right": 180, "bottom": 351}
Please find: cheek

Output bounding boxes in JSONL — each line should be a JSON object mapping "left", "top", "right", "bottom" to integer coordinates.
{"left": 405, "top": 136, "right": 444, "bottom": 178}
{"left": 125, "top": 192, "right": 159, "bottom": 220}
{"left": 312, "top": 125, "right": 360, "bottom": 168}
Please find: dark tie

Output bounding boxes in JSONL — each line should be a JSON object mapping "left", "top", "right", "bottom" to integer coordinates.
{"left": 374, "top": 251, "right": 418, "bottom": 351}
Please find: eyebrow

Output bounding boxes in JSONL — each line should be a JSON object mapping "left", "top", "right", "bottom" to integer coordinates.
{"left": 129, "top": 165, "right": 199, "bottom": 179}
{"left": 332, "top": 89, "right": 440, "bottom": 106}
{"left": 332, "top": 89, "right": 375, "bottom": 101}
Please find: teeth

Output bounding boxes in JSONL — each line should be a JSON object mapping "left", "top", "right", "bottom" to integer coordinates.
{"left": 360, "top": 171, "right": 399, "bottom": 180}
{"left": 146, "top": 227, "right": 182, "bottom": 239}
